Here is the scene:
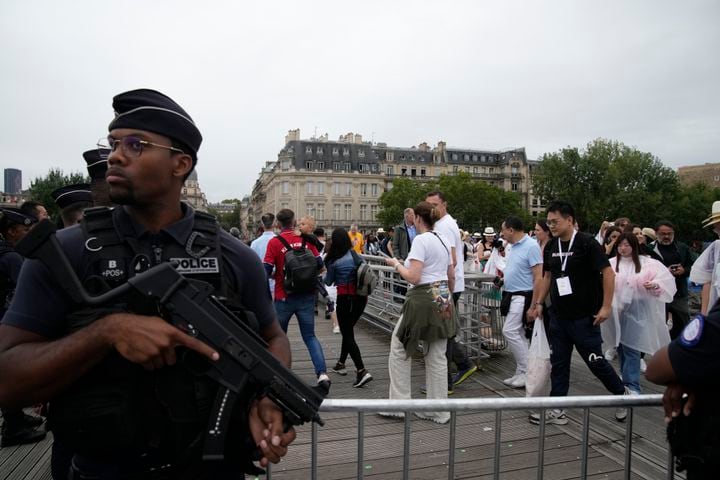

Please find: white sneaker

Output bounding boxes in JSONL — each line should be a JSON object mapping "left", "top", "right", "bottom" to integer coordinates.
{"left": 615, "top": 387, "right": 632, "bottom": 422}
{"left": 529, "top": 409, "right": 568, "bottom": 425}
{"left": 502, "top": 374, "right": 518, "bottom": 386}
{"left": 332, "top": 325, "right": 340, "bottom": 334}
{"left": 640, "top": 358, "right": 647, "bottom": 373}
{"left": 510, "top": 373, "right": 526, "bottom": 389}
{"left": 605, "top": 348, "right": 617, "bottom": 361}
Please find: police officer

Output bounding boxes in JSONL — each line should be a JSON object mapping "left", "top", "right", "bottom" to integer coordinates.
{"left": 50, "top": 184, "right": 93, "bottom": 227}
{"left": 0, "top": 208, "right": 46, "bottom": 447}
{"left": 646, "top": 307, "right": 720, "bottom": 478}
{"left": 0, "top": 89, "right": 295, "bottom": 478}
{"left": 83, "top": 148, "right": 113, "bottom": 207}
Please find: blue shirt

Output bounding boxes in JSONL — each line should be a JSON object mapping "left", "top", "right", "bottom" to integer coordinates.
{"left": 406, "top": 224, "right": 417, "bottom": 244}
{"left": 250, "top": 231, "right": 275, "bottom": 259}
{"left": 324, "top": 251, "right": 357, "bottom": 288}
{"left": 503, "top": 235, "right": 542, "bottom": 292}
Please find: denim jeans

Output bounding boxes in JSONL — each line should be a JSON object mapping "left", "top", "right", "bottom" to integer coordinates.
{"left": 548, "top": 310, "right": 625, "bottom": 397}
{"left": 275, "top": 294, "right": 327, "bottom": 376}
{"left": 617, "top": 344, "right": 641, "bottom": 394}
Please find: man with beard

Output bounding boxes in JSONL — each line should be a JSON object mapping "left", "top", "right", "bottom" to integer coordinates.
{"left": 0, "top": 89, "right": 294, "bottom": 479}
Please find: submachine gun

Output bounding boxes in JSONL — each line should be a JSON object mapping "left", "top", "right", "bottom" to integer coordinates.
{"left": 16, "top": 220, "right": 325, "bottom": 473}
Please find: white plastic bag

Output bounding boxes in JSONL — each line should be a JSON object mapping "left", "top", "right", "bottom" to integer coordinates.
{"left": 526, "top": 319, "right": 551, "bottom": 397}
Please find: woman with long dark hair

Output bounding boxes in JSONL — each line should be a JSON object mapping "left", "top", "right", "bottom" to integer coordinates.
{"left": 324, "top": 228, "right": 373, "bottom": 387}
{"left": 601, "top": 232, "right": 675, "bottom": 395}
{"left": 382, "top": 201, "right": 456, "bottom": 424}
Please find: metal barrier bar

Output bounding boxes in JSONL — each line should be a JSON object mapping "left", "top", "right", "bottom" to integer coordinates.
{"left": 448, "top": 411, "right": 457, "bottom": 480}
{"left": 493, "top": 410, "right": 502, "bottom": 480}
{"left": 320, "top": 394, "right": 664, "bottom": 412}
{"left": 581, "top": 407, "right": 590, "bottom": 480}
{"left": 311, "top": 421, "right": 318, "bottom": 480}
{"left": 624, "top": 407, "right": 634, "bottom": 480}
{"left": 357, "top": 412, "right": 365, "bottom": 480}
{"left": 314, "top": 395, "right": 668, "bottom": 479}
{"left": 403, "top": 413, "right": 411, "bottom": 480}
{"left": 537, "top": 408, "right": 546, "bottom": 480}
{"left": 667, "top": 442, "right": 675, "bottom": 480}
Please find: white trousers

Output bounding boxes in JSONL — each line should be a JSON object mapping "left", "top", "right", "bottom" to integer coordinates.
{"left": 388, "top": 314, "right": 449, "bottom": 422}
{"left": 502, "top": 295, "right": 529, "bottom": 374}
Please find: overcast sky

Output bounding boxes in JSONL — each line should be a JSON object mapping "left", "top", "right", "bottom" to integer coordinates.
{"left": 2, "top": 1, "right": 718, "bottom": 202}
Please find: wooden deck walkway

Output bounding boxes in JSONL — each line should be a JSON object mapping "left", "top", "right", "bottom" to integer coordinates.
{"left": 0, "top": 312, "right": 681, "bottom": 480}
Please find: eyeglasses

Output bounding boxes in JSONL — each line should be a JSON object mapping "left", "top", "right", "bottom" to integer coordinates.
{"left": 97, "top": 136, "right": 184, "bottom": 159}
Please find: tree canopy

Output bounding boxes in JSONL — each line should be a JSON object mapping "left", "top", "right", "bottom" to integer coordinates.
{"left": 28, "top": 168, "right": 90, "bottom": 220}
{"left": 377, "top": 172, "right": 528, "bottom": 232}
{"left": 532, "top": 138, "right": 720, "bottom": 241}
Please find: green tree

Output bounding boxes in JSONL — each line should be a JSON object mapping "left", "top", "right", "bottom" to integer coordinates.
{"left": 377, "top": 173, "right": 528, "bottom": 232}
{"left": 28, "top": 168, "right": 90, "bottom": 220}
{"left": 208, "top": 199, "right": 241, "bottom": 232}
{"left": 532, "top": 139, "right": 678, "bottom": 231}
{"left": 669, "top": 183, "right": 720, "bottom": 242}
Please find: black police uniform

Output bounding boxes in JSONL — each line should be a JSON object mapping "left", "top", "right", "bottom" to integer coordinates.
{"left": 0, "top": 239, "right": 23, "bottom": 315}
{"left": 666, "top": 303, "right": 720, "bottom": 478}
{"left": 1, "top": 204, "right": 276, "bottom": 479}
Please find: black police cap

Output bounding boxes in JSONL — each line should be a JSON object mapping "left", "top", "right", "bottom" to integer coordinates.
{"left": 0, "top": 207, "right": 37, "bottom": 226}
{"left": 107, "top": 89, "right": 202, "bottom": 163}
{"left": 83, "top": 148, "right": 110, "bottom": 180}
{"left": 51, "top": 184, "right": 92, "bottom": 210}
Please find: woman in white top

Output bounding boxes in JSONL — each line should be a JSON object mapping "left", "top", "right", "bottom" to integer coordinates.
{"left": 383, "top": 201, "right": 455, "bottom": 424}
{"left": 601, "top": 232, "right": 676, "bottom": 394}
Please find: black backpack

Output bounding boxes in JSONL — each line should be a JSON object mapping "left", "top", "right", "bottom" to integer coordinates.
{"left": 276, "top": 235, "right": 319, "bottom": 294}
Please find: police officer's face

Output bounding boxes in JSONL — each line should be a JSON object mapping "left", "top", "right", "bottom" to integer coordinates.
{"left": 106, "top": 129, "right": 191, "bottom": 206}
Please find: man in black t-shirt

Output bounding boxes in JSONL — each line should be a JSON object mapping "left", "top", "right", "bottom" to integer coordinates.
{"left": 528, "top": 201, "right": 626, "bottom": 425}
{"left": 646, "top": 305, "right": 720, "bottom": 478}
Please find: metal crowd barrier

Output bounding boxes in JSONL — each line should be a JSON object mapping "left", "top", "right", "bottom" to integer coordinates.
{"left": 359, "top": 255, "right": 507, "bottom": 360}
{"left": 267, "top": 395, "right": 670, "bottom": 480}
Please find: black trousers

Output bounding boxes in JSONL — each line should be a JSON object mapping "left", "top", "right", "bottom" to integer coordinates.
{"left": 548, "top": 311, "right": 625, "bottom": 397}
{"left": 336, "top": 294, "right": 367, "bottom": 370}
{"left": 446, "top": 292, "right": 473, "bottom": 386}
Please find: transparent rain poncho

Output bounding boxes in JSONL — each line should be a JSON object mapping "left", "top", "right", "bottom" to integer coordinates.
{"left": 602, "top": 255, "right": 676, "bottom": 354}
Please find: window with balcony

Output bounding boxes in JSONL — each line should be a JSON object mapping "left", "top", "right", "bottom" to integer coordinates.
{"left": 360, "top": 183, "right": 367, "bottom": 196}
{"left": 306, "top": 203, "right": 315, "bottom": 217}
{"left": 318, "top": 182, "right": 325, "bottom": 194}
{"left": 317, "top": 204, "right": 325, "bottom": 220}
{"left": 333, "top": 182, "right": 340, "bottom": 195}
{"left": 344, "top": 162, "right": 351, "bottom": 172}
{"left": 306, "top": 182, "right": 314, "bottom": 195}
{"left": 317, "top": 161, "right": 324, "bottom": 170}
{"left": 386, "top": 165, "right": 394, "bottom": 175}
{"left": 333, "top": 162, "right": 340, "bottom": 171}
{"left": 371, "top": 184, "right": 378, "bottom": 196}
{"left": 360, "top": 204, "right": 367, "bottom": 221}
{"left": 345, "top": 182, "right": 352, "bottom": 195}
{"left": 333, "top": 204, "right": 341, "bottom": 220}
{"left": 512, "top": 182, "right": 518, "bottom": 191}
{"left": 370, "top": 205, "right": 378, "bottom": 220}
{"left": 305, "top": 161, "right": 313, "bottom": 170}
{"left": 344, "top": 204, "right": 352, "bottom": 221}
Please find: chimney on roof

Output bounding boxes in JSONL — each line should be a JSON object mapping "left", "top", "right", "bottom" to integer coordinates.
{"left": 285, "top": 129, "right": 300, "bottom": 144}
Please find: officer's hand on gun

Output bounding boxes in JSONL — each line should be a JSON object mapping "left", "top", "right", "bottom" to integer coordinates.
{"left": 100, "top": 312, "right": 219, "bottom": 369}
{"left": 249, "top": 397, "right": 297, "bottom": 467}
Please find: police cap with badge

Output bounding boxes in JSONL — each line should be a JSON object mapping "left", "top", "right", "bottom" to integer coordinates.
{"left": 0, "top": 208, "right": 37, "bottom": 228}
{"left": 83, "top": 149, "right": 110, "bottom": 180}
{"left": 107, "top": 88, "right": 202, "bottom": 165}
{"left": 51, "top": 184, "right": 92, "bottom": 210}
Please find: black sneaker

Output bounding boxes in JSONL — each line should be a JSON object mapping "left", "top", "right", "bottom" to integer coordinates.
{"left": 353, "top": 370, "right": 373, "bottom": 388}
{"left": 22, "top": 412, "right": 44, "bottom": 428}
{"left": 0, "top": 426, "right": 47, "bottom": 448}
{"left": 331, "top": 362, "right": 347, "bottom": 375}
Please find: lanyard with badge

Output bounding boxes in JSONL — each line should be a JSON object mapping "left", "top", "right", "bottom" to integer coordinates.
{"left": 556, "top": 231, "right": 576, "bottom": 296}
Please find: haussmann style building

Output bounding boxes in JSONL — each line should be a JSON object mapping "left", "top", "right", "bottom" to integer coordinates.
{"left": 247, "top": 130, "right": 542, "bottom": 236}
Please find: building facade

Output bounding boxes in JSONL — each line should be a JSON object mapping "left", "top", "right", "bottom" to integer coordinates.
{"left": 181, "top": 170, "right": 209, "bottom": 212}
{"left": 247, "top": 130, "right": 541, "bottom": 236}
{"left": 4, "top": 169, "right": 22, "bottom": 194}
{"left": 678, "top": 163, "right": 720, "bottom": 188}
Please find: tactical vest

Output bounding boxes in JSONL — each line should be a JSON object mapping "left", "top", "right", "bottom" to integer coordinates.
{"left": 0, "top": 242, "right": 16, "bottom": 312}
{"left": 48, "top": 207, "right": 251, "bottom": 468}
